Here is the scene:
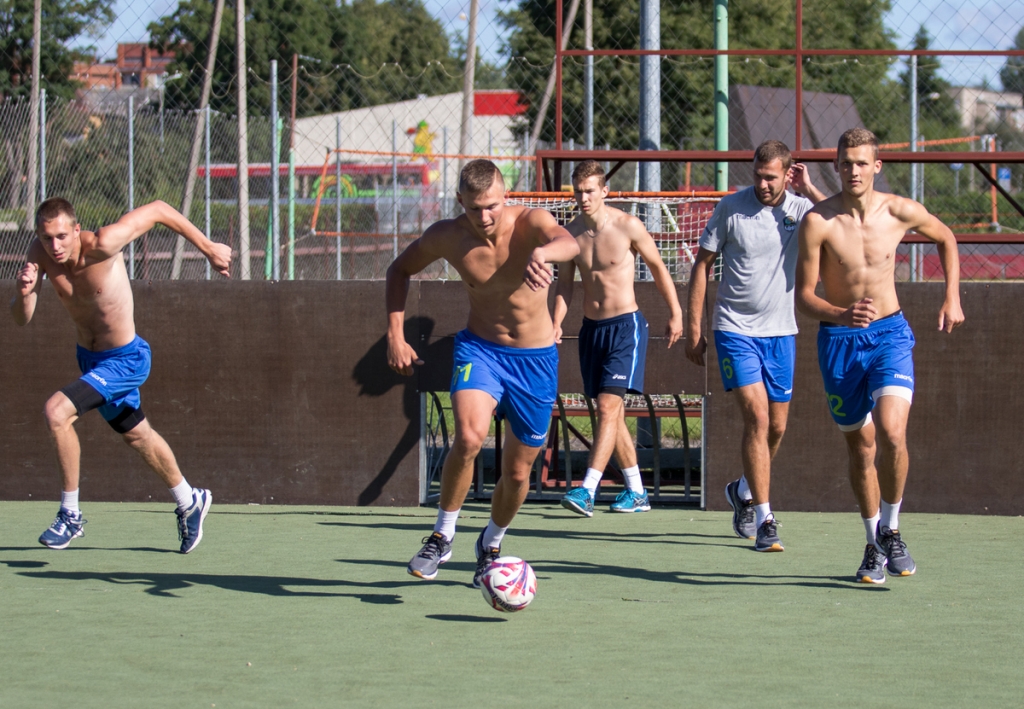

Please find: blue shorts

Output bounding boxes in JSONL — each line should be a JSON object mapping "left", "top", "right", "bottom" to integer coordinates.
{"left": 450, "top": 330, "right": 558, "bottom": 447}
{"left": 578, "top": 311, "right": 648, "bottom": 398}
{"left": 817, "top": 311, "right": 915, "bottom": 431}
{"left": 713, "top": 331, "right": 796, "bottom": 402}
{"left": 75, "top": 336, "right": 152, "bottom": 423}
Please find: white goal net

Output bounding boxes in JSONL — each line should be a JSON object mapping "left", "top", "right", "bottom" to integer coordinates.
{"left": 507, "top": 193, "right": 723, "bottom": 282}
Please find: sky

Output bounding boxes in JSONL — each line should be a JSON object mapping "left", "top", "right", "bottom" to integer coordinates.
{"left": 78, "top": 0, "right": 1021, "bottom": 91}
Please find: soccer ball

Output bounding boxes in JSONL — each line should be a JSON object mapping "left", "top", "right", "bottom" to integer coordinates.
{"left": 479, "top": 556, "right": 537, "bottom": 612}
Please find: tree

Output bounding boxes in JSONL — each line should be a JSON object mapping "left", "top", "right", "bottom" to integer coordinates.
{"left": 898, "top": 25, "right": 959, "bottom": 131}
{"left": 1000, "top": 25, "right": 1024, "bottom": 96}
{"left": 149, "top": 0, "right": 461, "bottom": 117}
{"left": 500, "top": 0, "right": 898, "bottom": 152}
{"left": 0, "top": 0, "right": 115, "bottom": 100}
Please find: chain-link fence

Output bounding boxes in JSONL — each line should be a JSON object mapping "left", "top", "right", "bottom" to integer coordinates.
{"left": 1, "top": 0, "right": 1022, "bottom": 280}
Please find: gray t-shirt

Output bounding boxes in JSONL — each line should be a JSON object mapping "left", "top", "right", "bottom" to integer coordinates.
{"left": 699, "top": 187, "right": 813, "bottom": 337}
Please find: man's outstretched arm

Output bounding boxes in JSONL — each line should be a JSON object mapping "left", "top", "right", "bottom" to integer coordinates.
{"left": 386, "top": 227, "right": 444, "bottom": 375}
{"left": 629, "top": 217, "right": 683, "bottom": 347}
{"left": 10, "top": 244, "right": 43, "bottom": 326}
{"left": 684, "top": 247, "right": 717, "bottom": 366}
{"left": 523, "top": 209, "right": 580, "bottom": 291}
{"left": 552, "top": 258, "right": 576, "bottom": 344}
{"left": 896, "top": 198, "right": 964, "bottom": 333}
{"left": 94, "top": 201, "right": 232, "bottom": 277}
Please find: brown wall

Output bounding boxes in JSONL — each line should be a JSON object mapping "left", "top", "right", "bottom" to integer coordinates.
{"left": 0, "top": 282, "right": 422, "bottom": 506}
{"left": 2, "top": 280, "right": 1019, "bottom": 514}
{"left": 705, "top": 282, "right": 1024, "bottom": 516}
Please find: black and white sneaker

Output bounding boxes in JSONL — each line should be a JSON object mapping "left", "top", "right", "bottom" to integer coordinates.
{"left": 856, "top": 543, "right": 887, "bottom": 584}
{"left": 876, "top": 525, "right": 916, "bottom": 577}
{"left": 407, "top": 532, "right": 452, "bottom": 580}
{"left": 473, "top": 530, "right": 501, "bottom": 589}
{"left": 754, "top": 515, "right": 784, "bottom": 552}
{"left": 725, "top": 480, "right": 756, "bottom": 539}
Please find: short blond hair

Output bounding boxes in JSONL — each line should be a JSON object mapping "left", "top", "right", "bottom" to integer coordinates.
{"left": 571, "top": 159, "right": 606, "bottom": 187}
{"left": 838, "top": 128, "right": 879, "bottom": 159}
{"left": 754, "top": 140, "right": 793, "bottom": 171}
{"left": 459, "top": 159, "right": 503, "bottom": 194}
{"left": 36, "top": 197, "right": 77, "bottom": 228}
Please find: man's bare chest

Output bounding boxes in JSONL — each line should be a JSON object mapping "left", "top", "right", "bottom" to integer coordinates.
{"left": 826, "top": 220, "right": 902, "bottom": 268}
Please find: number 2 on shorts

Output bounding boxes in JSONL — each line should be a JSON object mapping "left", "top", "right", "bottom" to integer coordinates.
{"left": 828, "top": 394, "right": 845, "bottom": 418}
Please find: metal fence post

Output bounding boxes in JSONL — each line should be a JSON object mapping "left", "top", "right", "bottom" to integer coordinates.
{"left": 442, "top": 126, "right": 448, "bottom": 219}
{"left": 336, "top": 115, "right": 343, "bottom": 281}
{"left": 128, "top": 95, "right": 135, "bottom": 279}
{"left": 909, "top": 54, "right": 919, "bottom": 283}
{"left": 39, "top": 88, "right": 46, "bottom": 201}
{"left": 392, "top": 119, "right": 398, "bottom": 260}
{"left": 205, "top": 104, "right": 212, "bottom": 280}
{"left": 270, "top": 60, "right": 280, "bottom": 280}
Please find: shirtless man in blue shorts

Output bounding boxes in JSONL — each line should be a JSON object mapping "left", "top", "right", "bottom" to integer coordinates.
{"left": 386, "top": 159, "right": 579, "bottom": 587}
{"left": 10, "top": 197, "right": 232, "bottom": 553}
{"left": 553, "top": 160, "right": 683, "bottom": 516}
{"left": 686, "top": 141, "right": 825, "bottom": 552}
{"left": 796, "top": 128, "right": 964, "bottom": 583}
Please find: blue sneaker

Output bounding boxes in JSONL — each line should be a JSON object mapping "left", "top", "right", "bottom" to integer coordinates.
{"left": 609, "top": 489, "right": 651, "bottom": 513}
{"left": 560, "top": 487, "right": 595, "bottom": 517}
{"left": 176, "top": 488, "right": 212, "bottom": 554}
{"left": 39, "top": 508, "right": 86, "bottom": 549}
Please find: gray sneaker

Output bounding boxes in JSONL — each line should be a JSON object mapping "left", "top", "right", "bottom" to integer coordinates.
{"left": 473, "top": 530, "right": 501, "bottom": 589}
{"left": 876, "top": 525, "right": 916, "bottom": 577}
{"left": 856, "top": 543, "right": 887, "bottom": 584}
{"left": 725, "top": 480, "right": 756, "bottom": 539}
{"left": 407, "top": 532, "right": 452, "bottom": 580}
{"left": 754, "top": 515, "right": 784, "bottom": 552}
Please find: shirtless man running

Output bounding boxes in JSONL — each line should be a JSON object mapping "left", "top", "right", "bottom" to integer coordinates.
{"left": 387, "top": 159, "right": 579, "bottom": 587}
{"left": 553, "top": 159, "right": 683, "bottom": 516}
{"left": 796, "top": 128, "right": 964, "bottom": 583}
{"left": 11, "top": 197, "right": 232, "bottom": 553}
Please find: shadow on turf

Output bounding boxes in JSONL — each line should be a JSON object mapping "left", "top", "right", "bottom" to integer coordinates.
{"left": 15, "top": 569, "right": 468, "bottom": 601}
{"left": 426, "top": 614, "right": 507, "bottom": 623}
{"left": 320, "top": 520, "right": 739, "bottom": 548}
{"left": 532, "top": 560, "right": 889, "bottom": 591}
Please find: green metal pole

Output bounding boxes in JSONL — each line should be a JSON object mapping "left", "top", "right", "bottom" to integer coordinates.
{"left": 287, "top": 147, "right": 295, "bottom": 280}
{"left": 714, "top": 0, "right": 728, "bottom": 191}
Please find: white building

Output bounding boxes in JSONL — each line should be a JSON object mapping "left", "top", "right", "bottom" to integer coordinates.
{"left": 947, "top": 87, "right": 1024, "bottom": 133}
{"left": 292, "top": 91, "right": 529, "bottom": 190}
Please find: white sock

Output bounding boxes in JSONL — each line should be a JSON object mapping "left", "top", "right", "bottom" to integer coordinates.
{"left": 482, "top": 518, "right": 507, "bottom": 550}
{"left": 169, "top": 479, "right": 195, "bottom": 510}
{"left": 622, "top": 465, "right": 643, "bottom": 494}
{"left": 581, "top": 468, "right": 603, "bottom": 495}
{"left": 61, "top": 489, "right": 80, "bottom": 514}
{"left": 737, "top": 476, "right": 753, "bottom": 501}
{"left": 434, "top": 508, "right": 460, "bottom": 542}
{"left": 863, "top": 513, "right": 880, "bottom": 544}
{"left": 880, "top": 499, "right": 902, "bottom": 531}
{"left": 754, "top": 503, "right": 772, "bottom": 528}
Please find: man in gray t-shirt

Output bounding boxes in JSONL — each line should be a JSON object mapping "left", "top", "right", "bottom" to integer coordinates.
{"left": 685, "top": 140, "right": 825, "bottom": 552}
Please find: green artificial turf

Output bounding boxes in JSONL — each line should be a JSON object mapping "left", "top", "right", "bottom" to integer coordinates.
{"left": 1, "top": 501, "right": 1021, "bottom": 708}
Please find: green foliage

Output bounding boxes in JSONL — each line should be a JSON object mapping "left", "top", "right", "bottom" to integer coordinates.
{"left": 0, "top": 0, "right": 114, "bottom": 101}
{"left": 897, "top": 26, "right": 960, "bottom": 135}
{"left": 501, "top": 0, "right": 898, "bottom": 149}
{"left": 148, "top": 0, "right": 461, "bottom": 116}
{"left": 999, "top": 25, "right": 1024, "bottom": 95}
